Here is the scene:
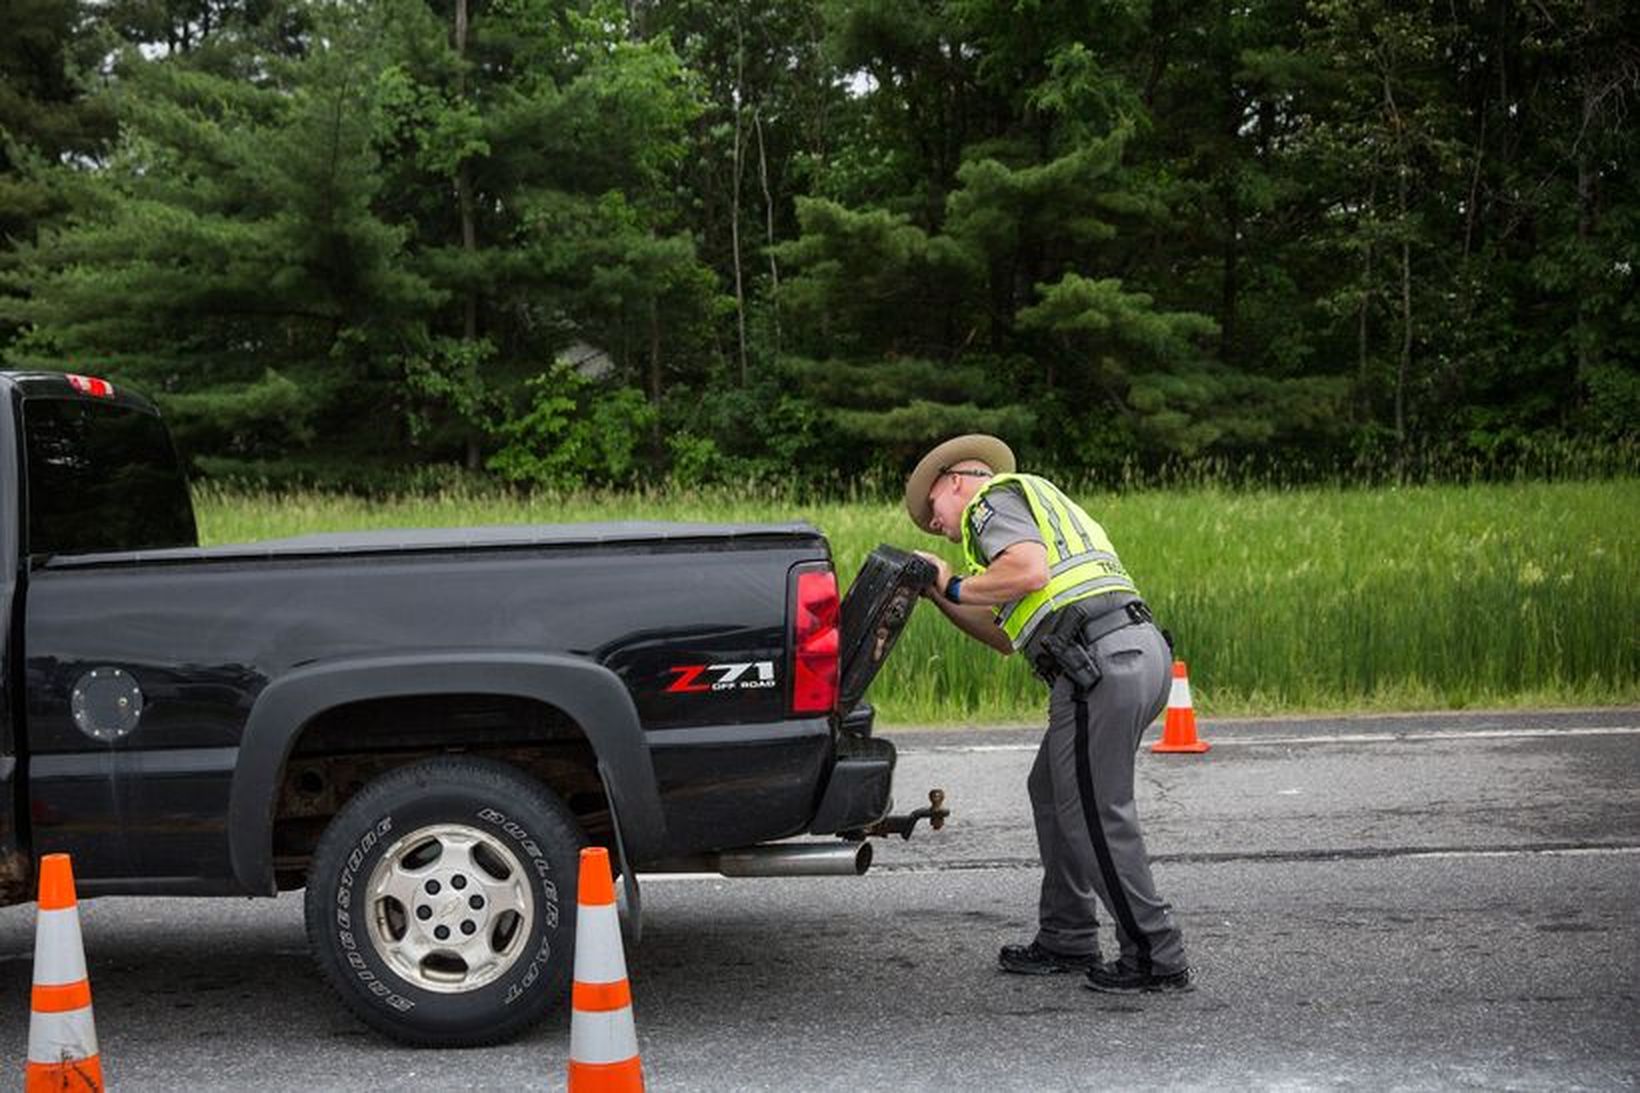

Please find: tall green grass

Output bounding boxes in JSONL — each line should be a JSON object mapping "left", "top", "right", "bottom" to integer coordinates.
{"left": 193, "top": 478, "right": 1640, "bottom": 725}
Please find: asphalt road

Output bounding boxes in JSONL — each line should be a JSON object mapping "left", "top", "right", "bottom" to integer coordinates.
{"left": 3, "top": 708, "right": 1637, "bottom": 1091}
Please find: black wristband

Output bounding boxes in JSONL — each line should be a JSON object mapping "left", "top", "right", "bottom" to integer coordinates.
{"left": 945, "top": 575, "right": 963, "bottom": 603}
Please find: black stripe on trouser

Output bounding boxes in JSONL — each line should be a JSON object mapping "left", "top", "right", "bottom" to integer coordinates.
{"left": 1072, "top": 686, "right": 1153, "bottom": 974}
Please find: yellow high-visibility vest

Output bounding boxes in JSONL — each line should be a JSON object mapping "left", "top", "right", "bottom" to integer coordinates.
{"left": 959, "top": 473, "right": 1138, "bottom": 649}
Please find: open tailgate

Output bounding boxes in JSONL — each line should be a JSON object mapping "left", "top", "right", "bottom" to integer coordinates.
{"left": 837, "top": 545, "right": 936, "bottom": 714}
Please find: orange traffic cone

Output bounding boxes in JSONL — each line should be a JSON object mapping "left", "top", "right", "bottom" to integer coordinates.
{"left": 567, "top": 847, "right": 643, "bottom": 1093}
{"left": 1152, "top": 660, "right": 1210, "bottom": 754}
{"left": 25, "top": 854, "right": 104, "bottom": 1093}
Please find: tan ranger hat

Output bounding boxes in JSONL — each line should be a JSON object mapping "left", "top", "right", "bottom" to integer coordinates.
{"left": 904, "top": 434, "right": 1016, "bottom": 533}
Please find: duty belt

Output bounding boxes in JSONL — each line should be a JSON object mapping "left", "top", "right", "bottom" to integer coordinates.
{"left": 1029, "top": 596, "right": 1155, "bottom": 686}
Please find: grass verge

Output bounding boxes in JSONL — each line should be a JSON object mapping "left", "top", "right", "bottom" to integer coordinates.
{"left": 193, "top": 478, "right": 1640, "bottom": 725}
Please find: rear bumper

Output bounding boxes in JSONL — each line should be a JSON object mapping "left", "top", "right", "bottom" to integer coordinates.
{"left": 809, "top": 734, "right": 896, "bottom": 834}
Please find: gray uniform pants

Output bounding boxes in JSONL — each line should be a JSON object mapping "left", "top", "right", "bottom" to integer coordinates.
{"left": 1028, "top": 618, "right": 1187, "bottom": 973}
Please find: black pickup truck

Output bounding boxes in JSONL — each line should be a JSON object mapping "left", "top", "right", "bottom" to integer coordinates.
{"left": 0, "top": 370, "right": 940, "bottom": 1045}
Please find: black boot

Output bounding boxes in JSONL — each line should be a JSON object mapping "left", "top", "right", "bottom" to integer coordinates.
{"left": 1084, "top": 959, "right": 1193, "bottom": 993}
{"left": 997, "top": 941, "right": 1100, "bottom": 975}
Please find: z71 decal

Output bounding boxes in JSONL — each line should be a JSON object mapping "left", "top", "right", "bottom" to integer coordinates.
{"left": 665, "top": 661, "right": 778, "bottom": 693}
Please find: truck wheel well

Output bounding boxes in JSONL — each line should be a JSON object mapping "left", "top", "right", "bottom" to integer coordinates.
{"left": 270, "top": 693, "right": 610, "bottom": 889}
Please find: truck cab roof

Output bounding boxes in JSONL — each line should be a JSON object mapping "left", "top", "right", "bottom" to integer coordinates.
{"left": 0, "top": 370, "right": 161, "bottom": 415}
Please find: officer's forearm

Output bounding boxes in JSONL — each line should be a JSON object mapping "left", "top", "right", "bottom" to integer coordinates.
{"left": 930, "top": 595, "right": 1014, "bottom": 655}
{"left": 953, "top": 545, "right": 1048, "bottom": 606}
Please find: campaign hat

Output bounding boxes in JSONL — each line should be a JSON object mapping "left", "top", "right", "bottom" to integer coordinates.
{"left": 904, "top": 434, "right": 1015, "bottom": 532}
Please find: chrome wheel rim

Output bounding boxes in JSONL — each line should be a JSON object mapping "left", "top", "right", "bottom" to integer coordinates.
{"left": 363, "top": 822, "right": 535, "bottom": 994}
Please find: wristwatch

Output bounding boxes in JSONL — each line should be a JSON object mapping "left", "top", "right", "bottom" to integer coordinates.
{"left": 944, "top": 575, "right": 963, "bottom": 603}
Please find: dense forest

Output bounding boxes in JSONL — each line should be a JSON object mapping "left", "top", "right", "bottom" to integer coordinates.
{"left": 1, "top": 0, "right": 1635, "bottom": 489}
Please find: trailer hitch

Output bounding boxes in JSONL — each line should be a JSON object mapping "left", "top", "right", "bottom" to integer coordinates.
{"left": 863, "top": 788, "right": 948, "bottom": 841}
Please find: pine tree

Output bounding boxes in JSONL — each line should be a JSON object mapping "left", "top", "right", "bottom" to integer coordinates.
{"left": 0, "top": 0, "right": 119, "bottom": 345}
{"left": 3, "top": 0, "right": 717, "bottom": 481}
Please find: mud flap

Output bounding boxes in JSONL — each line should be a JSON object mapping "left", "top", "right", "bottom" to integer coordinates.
{"left": 599, "top": 761, "right": 642, "bottom": 945}
{"left": 0, "top": 758, "right": 22, "bottom": 905}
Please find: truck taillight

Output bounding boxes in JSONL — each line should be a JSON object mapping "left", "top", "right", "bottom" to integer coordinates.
{"left": 66, "top": 373, "right": 115, "bottom": 398}
{"left": 790, "top": 566, "right": 840, "bottom": 715}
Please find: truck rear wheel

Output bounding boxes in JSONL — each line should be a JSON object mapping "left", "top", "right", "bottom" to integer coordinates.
{"left": 303, "top": 756, "right": 585, "bottom": 1046}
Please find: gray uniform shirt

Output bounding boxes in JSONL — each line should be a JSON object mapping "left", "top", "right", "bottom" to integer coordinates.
{"left": 967, "top": 484, "right": 1043, "bottom": 623}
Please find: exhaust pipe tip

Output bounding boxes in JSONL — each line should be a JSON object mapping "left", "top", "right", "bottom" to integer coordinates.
{"left": 649, "top": 840, "right": 874, "bottom": 878}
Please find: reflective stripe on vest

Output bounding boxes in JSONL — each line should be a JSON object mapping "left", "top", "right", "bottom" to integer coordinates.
{"left": 960, "top": 473, "right": 1138, "bottom": 649}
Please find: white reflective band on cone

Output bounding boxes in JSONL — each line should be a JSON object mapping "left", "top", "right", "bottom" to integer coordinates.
{"left": 32, "top": 907, "right": 89, "bottom": 985}
{"left": 573, "top": 903, "right": 629, "bottom": 983}
{"left": 569, "top": 1006, "right": 639, "bottom": 1066}
{"left": 27, "top": 1006, "right": 99, "bottom": 1064}
{"left": 1169, "top": 677, "right": 1193, "bottom": 708}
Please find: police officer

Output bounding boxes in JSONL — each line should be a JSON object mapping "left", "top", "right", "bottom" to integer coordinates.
{"left": 905, "top": 434, "right": 1192, "bottom": 993}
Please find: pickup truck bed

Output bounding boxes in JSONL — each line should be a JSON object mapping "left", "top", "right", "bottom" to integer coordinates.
{"left": 24, "top": 520, "right": 842, "bottom": 894}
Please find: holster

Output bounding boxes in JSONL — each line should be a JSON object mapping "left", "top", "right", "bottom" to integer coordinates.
{"left": 1029, "top": 597, "right": 1159, "bottom": 692}
{"left": 1034, "top": 627, "right": 1102, "bottom": 691}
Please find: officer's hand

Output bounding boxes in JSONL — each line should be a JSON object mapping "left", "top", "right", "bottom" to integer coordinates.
{"left": 914, "top": 551, "right": 953, "bottom": 596}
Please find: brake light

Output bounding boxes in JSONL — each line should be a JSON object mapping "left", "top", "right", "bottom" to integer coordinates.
{"left": 790, "top": 566, "right": 840, "bottom": 715}
{"left": 66, "top": 374, "right": 115, "bottom": 399}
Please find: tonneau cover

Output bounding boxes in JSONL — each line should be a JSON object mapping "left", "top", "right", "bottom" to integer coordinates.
{"left": 42, "top": 521, "right": 825, "bottom": 568}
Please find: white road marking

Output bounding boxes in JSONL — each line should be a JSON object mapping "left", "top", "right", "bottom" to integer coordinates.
{"left": 636, "top": 843, "right": 1640, "bottom": 881}
{"left": 899, "top": 725, "right": 1640, "bottom": 753}
{"left": 1387, "top": 845, "right": 1640, "bottom": 861}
